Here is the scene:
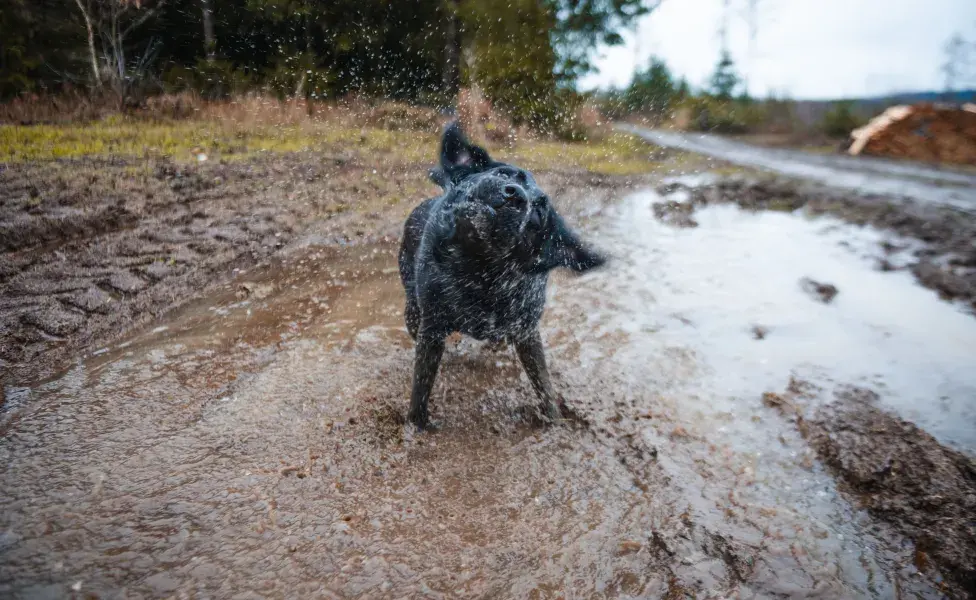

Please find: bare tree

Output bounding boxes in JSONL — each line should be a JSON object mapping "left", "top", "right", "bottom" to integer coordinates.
{"left": 73, "top": 0, "right": 101, "bottom": 85}
{"left": 201, "top": 0, "right": 216, "bottom": 63}
{"left": 943, "top": 34, "right": 964, "bottom": 94}
{"left": 69, "top": 0, "right": 167, "bottom": 100}
{"left": 442, "top": 0, "right": 460, "bottom": 105}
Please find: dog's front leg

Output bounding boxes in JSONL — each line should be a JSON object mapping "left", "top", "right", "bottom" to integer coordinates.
{"left": 514, "top": 329, "right": 560, "bottom": 421}
{"left": 408, "top": 334, "right": 446, "bottom": 430}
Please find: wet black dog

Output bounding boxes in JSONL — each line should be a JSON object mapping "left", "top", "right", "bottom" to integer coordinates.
{"left": 398, "top": 122, "right": 605, "bottom": 429}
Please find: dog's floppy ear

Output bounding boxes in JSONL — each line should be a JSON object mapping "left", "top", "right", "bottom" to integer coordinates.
{"left": 440, "top": 121, "right": 493, "bottom": 183}
{"left": 538, "top": 211, "right": 606, "bottom": 273}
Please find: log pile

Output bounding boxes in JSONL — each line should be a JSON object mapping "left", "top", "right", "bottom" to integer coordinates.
{"left": 848, "top": 103, "right": 976, "bottom": 166}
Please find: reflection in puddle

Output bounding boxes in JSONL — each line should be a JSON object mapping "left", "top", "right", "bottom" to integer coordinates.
{"left": 562, "top": 192, "right": 976, "bottom": 453}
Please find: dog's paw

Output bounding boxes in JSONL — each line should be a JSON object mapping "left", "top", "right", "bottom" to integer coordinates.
{"left": 541, "top": 401, "right": 562, "bottom": 423}
{"left": 407, "top": 412, "right": 441, "bottom": 433}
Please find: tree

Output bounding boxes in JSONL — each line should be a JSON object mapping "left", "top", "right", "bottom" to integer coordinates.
{"left": 69, "top": 0, "right": 168, "bottom": 99}
{"left": 709, "top": 50, "right": 740, "bottom": 101}
{"left": 623, "top": 57, "right": 675, "bottom": 117}
{"left": 942, "top": 32, "right": 973, "bottom": 98}
{"left": 461, "top": 0, "right": 560, "bottom": 128}
{"left": 674, "top": 77, "right": 691, "bottom": 101}
{"left": 201, "top": 0, "right": 215, "bottom": 62}
{"left": 0, "top": 0, "right": 651, "bottom": 131}
{"left": 546, "top": 0, "right": 658, "bottom": 81}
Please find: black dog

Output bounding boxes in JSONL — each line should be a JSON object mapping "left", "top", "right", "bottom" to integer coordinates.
{"left": 397, "top": 122, "right": 605, "bottom": 430}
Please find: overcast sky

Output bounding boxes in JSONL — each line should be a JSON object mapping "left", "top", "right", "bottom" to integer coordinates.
{"left": 578, "top": 0, "right": 976, "bottom": 99}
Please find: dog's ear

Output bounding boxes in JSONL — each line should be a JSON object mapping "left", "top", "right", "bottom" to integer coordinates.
{"left": 440, "top": 121, "right": 493, "bottom": 182}
{"left": 428, "top": 167, "right": 451, "bottom": 190}
{"left": 538, "top": 212, "right": 606, "bottom": 273}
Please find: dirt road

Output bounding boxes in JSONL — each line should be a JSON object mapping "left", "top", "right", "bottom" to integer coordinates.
{"left": 3, "top": 147, "right": 976, "bottom": 598}
{"left": 620, "top": 125, "right": 976, "bottom": 212}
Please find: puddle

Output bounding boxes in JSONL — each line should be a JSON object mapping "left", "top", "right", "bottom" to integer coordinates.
{"left": 546, "top": 189, "right": 976, "bottom": 596}
{"left": 563, "top": 192, "right": 976, "bottom": 453}
{"left": 2, "top": 187, "right": 971, "bottom": 598}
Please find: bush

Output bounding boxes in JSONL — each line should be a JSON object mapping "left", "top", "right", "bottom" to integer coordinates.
{"left": 163, "top": 59, "right": 254, "bottom": 100}
{"left": 821, "top": 101, "right": 865, "bottom": 137}
{"left": 680, "top": 95, "right": 762, "bottom": 134}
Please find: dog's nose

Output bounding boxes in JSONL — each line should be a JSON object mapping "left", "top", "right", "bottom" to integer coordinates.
{"left": 503, "top": 184, "right": 525, "bottom": 204}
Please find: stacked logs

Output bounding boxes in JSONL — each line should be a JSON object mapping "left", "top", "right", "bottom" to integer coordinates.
{"left": 848, "top": 103, "right": 976, "bottom": 166}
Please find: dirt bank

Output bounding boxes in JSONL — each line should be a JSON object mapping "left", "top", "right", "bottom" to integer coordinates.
{"left": 657, "top": 176, "right": 976, "bottom": 312}
{"left": 765, "top": 382, "right": 976, "bottom": 598}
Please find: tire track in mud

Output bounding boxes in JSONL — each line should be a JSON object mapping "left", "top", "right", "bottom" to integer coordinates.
{"left": 0, "top": 154, "right": 426, "bottom": 389}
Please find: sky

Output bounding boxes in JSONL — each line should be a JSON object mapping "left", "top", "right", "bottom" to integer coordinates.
{"left": 578, "top": 0, "right": 976, "bottom": 99}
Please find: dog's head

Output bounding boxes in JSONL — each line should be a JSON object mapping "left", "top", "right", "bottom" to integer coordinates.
{"left": 432, "top": 122, "right": 605, "bottom": 274}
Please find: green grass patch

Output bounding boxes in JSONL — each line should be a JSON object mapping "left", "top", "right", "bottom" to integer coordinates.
{"left": 502, "top": 131, "right": 660, "bottom": 176}
{"left": 1, "top": 118, "right": 662, "bottom": 176}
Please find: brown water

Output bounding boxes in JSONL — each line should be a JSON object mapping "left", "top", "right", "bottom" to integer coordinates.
{"left": 3, "top": 189, "right": 971, "bottom": 598}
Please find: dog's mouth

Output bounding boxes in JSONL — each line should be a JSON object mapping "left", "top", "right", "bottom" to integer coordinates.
{"left": 453, "top": 201, "right": 495, "bottom": 246}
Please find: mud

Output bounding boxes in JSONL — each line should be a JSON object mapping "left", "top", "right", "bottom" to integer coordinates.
{"left": 0, "top": 153, "right": 403, "bottom": 387}
{"left": 0, "top": 240, "right": 771, "bottom": 599}
{"left": 4, "top": 149, "right": 976, "bottom": 598}
{"left": 657, "top": 176, "right": 976, "bottom": 313}
{"left": 767, "top": 383, "right": 976, "bottom": 598}
{"left": 0, "top": 155, "right": 633, "bottom": 389}
{"left": 799, "top": 277, "right": 839, "bottom": 304}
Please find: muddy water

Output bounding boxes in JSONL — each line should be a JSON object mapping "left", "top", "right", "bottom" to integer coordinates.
{"left": 2, "top": 189, "right": 972, "bottom": 598}
{"left": 1, "top": 240, "right": 694, "bottom": 599}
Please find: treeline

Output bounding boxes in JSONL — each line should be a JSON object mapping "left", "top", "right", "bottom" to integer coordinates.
{"left": 604, "top": 52, "right": 868, "bottom": 139}
{"left": 0, "top": 0, "right": 649, "bottom": 131}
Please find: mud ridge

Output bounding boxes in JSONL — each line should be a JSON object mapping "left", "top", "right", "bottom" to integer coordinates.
{"left": 765, "top": 382, "right": 976, "bottom": 598}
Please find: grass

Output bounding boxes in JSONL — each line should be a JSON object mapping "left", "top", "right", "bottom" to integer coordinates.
{"left": 0, "top": 99, "right": 662, "bottom": 176}
{"left": 0, "top": 118, "right": 434, "bottom": 163}
{"left": 501, "top": 131, "right": 660, "bottom": 176}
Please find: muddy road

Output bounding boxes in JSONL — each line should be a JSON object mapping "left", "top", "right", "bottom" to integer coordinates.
{"left": 3, "top": 152, "right": 976, "bottom": 598}
{"left": 620, "top": 125, "right": 976, "bottom": 212}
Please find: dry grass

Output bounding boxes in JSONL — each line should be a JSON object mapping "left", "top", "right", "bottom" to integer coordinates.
{"left": 0, "top": 94, "right": 660, "bottom": 176}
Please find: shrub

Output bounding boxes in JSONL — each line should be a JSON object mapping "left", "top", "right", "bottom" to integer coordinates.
{"left": 821, "top": 101, "right": 865, "bottom": 137}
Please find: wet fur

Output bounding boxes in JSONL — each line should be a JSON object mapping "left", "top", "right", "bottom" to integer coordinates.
{"left": 398, "top": 122, "right": 605, "bottom": 429}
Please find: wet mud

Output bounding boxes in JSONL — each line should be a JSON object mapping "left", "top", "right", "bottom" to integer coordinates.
{"left": 766, "top": 383, "right": 976, "bottom": 598}
{"left": 1, "top": 240, "right": 766, "bottom": 599}
{"left": 0, "top": 153, "right": 417, "bottom": 387}
{"left": 0, "top": 155, "right": 631, "bottom": 389}
{"left": 4, "top": 154, "right": 976, "bottom": 598}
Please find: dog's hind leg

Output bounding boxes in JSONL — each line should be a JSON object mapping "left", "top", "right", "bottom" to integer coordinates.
{"left": 408, "top": 334, "right": 445, "bottom": 430}
{"left": 514, "top": 329, "right": 560, "bottom": 422}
